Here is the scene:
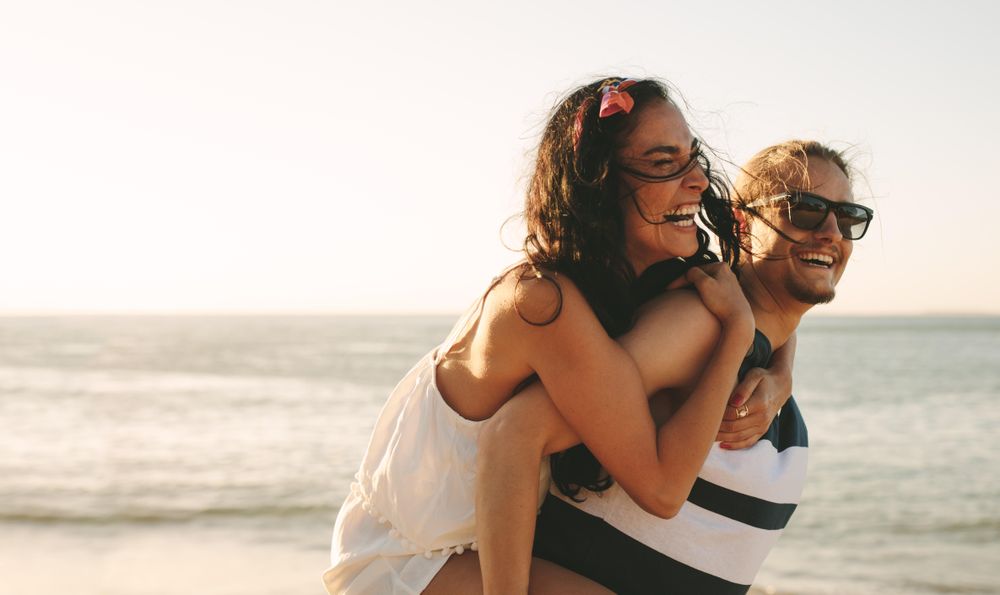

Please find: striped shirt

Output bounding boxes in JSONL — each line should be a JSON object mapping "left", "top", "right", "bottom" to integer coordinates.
{"left": 534, "top": 330, "right": 808, "bottom": 594}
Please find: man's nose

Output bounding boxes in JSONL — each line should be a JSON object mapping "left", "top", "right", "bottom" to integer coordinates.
{"left": 814, "top": 210, "right": 843, "bottom": 242}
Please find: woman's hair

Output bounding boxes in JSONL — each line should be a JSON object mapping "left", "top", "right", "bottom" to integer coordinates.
{"left": 518, "top": 77, "right": 739, "bottom": 337}
{"left": 534, "top": 77, "right": 741, "bottom": 499}
{"left": 735, "top": 139, "right": 853, "bottom": 249}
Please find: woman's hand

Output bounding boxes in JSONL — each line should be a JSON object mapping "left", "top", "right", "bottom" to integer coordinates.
{"left": 717, "top": 365, "right": 792, "bottom": 450}
{"left": 684, "top": 263, "right": 753, "bottom": 332}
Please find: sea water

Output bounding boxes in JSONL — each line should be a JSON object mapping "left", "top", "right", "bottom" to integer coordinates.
{"left": 0, "top": 315, "right": 997, "bottom": 594}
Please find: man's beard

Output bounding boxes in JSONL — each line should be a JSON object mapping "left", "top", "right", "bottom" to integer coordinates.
{"left": 785, "top": 275, "right": 836, "bottom": 305}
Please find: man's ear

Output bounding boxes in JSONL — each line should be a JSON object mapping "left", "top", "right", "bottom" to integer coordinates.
{"left": 733, "top": 207, "right": 756, "bottom": 255}
{"left": 733, "top": 207, "right": 750, "bottom": 235}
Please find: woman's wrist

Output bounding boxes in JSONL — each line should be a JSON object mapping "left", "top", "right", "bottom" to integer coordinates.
{"left": 719, "top": 316, "right": 755, "bottom": 351}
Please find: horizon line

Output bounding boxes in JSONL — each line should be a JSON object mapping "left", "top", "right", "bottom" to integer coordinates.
{"left": 0, "top": 310, "right": 998, "bottom": 318}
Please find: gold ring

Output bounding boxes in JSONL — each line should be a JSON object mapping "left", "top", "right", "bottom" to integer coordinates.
{"left": 736, "top": 404, "right": 749, "bottom": 419}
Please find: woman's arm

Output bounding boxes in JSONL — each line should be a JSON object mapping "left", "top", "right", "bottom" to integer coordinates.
{"left": 718, "top": 330, "right": 796, "bottom": 449}
{"left": 476, "top": 266, "right": 754, "bottom": 594}
{"left": 508, "top": 264, "right": 754, "bottom": 514}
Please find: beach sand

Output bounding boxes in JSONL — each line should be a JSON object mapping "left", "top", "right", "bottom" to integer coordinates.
{"left": 4, "top": 521, "right": 805, "bottom": 595}
{"left": 0, "top": 522, "right": 329, "bottom": 595}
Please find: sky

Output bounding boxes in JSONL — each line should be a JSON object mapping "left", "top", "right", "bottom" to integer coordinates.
{"left": 1, "top": 0, "right": 998, "bottom": 315}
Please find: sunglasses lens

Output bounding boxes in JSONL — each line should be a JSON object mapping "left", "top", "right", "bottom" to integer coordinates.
{"left": 786, "top": 195, "right": 827, "bottom": 229}
{"left": 835, "top": 205, "right": 872, "bottom": 239}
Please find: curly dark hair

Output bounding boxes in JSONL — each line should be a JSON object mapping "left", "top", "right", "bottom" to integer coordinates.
{"left": 521, "top": 77, "right": 741, "bottom": 498}
{"left": 520, "top": 77, "right": 739, "bottom": 336}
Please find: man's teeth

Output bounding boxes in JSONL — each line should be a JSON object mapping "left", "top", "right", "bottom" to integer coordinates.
{"left": 798, "top": 252, "right": 834, "bottom": 268}
{"left": 664, "top": 204, "right": 700, "bottom": 226}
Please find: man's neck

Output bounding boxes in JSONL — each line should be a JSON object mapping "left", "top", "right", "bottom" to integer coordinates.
{"left": 739, "top": 265, "right": 812, "bottom": 350}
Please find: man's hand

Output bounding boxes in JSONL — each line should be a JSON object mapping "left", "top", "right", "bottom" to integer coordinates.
{"left": 716, "top": 366, "right": 791, "bottom": 450}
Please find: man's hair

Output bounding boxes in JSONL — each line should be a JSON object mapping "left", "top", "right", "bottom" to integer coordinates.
{"left": 736, "top": 139, "right": 851, "bottom": 200}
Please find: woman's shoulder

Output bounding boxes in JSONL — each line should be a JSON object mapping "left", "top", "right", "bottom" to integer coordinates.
{"left": 484, "top": 263, "right": 597, "bottom": 332}
{"left": 481, "top": 264, "right": 629, "bottom": 379}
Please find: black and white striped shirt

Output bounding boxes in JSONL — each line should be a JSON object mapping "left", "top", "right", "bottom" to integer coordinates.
{"left": 534, "top": 330, "right": 808, "bottom": 594}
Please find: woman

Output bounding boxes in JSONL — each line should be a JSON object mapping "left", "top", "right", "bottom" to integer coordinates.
{"left": 324, "top": 78, "right": 789, "bottom": 594}
{"left": 476, "top": 140, "right": 867, "bottom": 594}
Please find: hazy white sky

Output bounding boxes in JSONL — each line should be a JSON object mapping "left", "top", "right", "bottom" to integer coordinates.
{"left": 2, "top": 0, "right": 998, "bottom": 315}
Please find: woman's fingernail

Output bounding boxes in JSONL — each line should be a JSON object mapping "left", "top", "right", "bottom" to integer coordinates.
{"left": 720, "top": 443, "right": 731, "bottom": 450}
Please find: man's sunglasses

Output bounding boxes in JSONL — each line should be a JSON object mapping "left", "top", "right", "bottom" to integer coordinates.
{"left": 744, "top": 191, "right": 874, "bottom": 240}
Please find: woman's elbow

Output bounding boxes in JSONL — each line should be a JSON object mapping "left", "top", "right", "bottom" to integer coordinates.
{"left": 642, "top": 497, "right": 683, "bottom": 520}
{"left": 629, "top": 482, "right": 684, "bottom": 519}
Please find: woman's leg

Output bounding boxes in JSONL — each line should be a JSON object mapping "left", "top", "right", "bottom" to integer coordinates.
{"left": 475, "top": 384, "right": 583, "bottom": 594}
{"left": 423, "top": 552, "right": 612, "bottom": 595}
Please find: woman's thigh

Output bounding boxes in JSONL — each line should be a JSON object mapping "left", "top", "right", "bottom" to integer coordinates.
{"left": 423, "top": 552, "right": 612, "bottom": 595}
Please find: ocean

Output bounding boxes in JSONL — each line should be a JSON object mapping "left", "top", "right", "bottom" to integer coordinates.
{"left": 1, "top": 315, "right": 997, "bottom": 594}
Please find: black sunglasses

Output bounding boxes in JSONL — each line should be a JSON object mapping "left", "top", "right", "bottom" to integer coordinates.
{"left": 744, "top": 191, "right": 874, "bottom": 240}
{"left": 617, "top": 139, "right": 707, "bottom": 183}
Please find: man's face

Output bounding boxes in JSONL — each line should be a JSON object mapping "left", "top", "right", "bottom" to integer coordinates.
{"left": 747, "top": 159, "right": 855, "bottom": 305}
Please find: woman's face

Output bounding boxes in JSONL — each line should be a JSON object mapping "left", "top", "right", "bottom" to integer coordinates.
{"left": 615, "top": 100, "right": 708, "bottom": 276}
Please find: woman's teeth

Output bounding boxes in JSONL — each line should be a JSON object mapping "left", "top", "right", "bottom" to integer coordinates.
{"left": 663, "top": 204, "right": 700, "bottom": 227}
{"left": 798, "top": 252, "right": 834, "bottom": 268}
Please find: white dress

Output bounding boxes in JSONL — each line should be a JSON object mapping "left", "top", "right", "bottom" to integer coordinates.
{"left": 324, "top": 305, "right": 548, "bottom": 594}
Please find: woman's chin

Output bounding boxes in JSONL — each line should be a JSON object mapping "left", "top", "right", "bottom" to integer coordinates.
{"left": 673, "top": 237, "right": 701, "bottom": 259}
